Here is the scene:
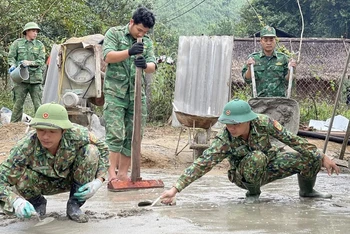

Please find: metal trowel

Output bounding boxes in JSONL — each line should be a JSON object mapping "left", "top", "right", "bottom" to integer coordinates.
{"left": 33, "top": 212, "right": 55, "bottom": 227}
{"left": 138, "top": 196, "right": 162, "bottom": 207}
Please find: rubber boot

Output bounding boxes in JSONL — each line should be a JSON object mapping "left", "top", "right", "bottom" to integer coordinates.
{"left": 28, "top": 195, "right": 47, "bottom": 216}
{"left": 298, "top": 174, "right": 332, "bottom": 198}
{"left": 67, "top": 181, "right": 89, "bottom": 223}
{"left": 242, "top": 182, "right": 261, "bottom": 204}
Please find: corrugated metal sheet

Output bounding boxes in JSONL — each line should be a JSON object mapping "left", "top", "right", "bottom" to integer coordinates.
{"left": 172, "top": 36, "right": 234, "bottom": 127}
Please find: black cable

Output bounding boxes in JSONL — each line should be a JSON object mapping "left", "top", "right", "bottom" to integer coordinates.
{"left": 164, "top": 0, "right": 207, "bottom": 24}
{"left": 166, "top": 0, "right": 198, "bottom": 19}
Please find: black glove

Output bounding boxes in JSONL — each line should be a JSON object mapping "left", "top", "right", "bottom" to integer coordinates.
{"left": 128, "top": 42, "right": 144, "bottom": 56}
{"left": 134, "top": 56, "right": 147, "bottom": 69}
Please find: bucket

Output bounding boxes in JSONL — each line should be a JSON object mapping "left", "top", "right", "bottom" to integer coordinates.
{"left": 10, "top": 65, "right": 29, "bottom": 83}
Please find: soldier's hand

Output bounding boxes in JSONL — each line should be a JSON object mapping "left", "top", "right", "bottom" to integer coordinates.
{"left": 322, "top": 155, "right": 340, "bottom": 175}
{"left": 134, "top": 56, "right": 147, "bottom": 69}
{"left": 13, "top": 197, "right": 36, "bottom": 218}
{"left": 20, "top": 60, "right": 33, "bottom": 67}
{"left": 128, "top": 42, "right": 144, "bottom": 56}
{"left": 247, "top": 57, "right": 255, "bottom": 66}
{"left": 73, "top": 178, "right": 103, "bottom": 201}
{"left": 160, "top": 187, "right": 178, "bottom": 205}
{"left": 288, "top": 59, "right": 297, "bottom": 69}
{"left": 8, "top": 65, "right": 16, "bottom": 73}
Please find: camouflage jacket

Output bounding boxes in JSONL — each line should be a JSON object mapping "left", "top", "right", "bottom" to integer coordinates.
{"left": 174, "top": 114, "right": 322, "bottom": 192}
{"left": 242, "top": 50, "right": 289, "bottom": 97}
{"left": 0, "top": 124, "right": 109, "bottom": 209}
{"left": 8, "top": 38, "right": 46, "bottom": 84}
{"left": 102, "top": 24, "right": 156, "bottom": 99}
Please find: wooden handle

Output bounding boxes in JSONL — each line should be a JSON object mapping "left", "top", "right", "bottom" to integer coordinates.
{"left": 287, "top": 66, "right": 293, "bottom": 98}
{"left": 131, "top": 37, "right": 143, "bottom": 182}
{"left": 250, "top": 64, "right": 257, "bottom": 98}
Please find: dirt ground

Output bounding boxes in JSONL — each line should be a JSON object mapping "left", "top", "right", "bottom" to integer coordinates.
{"left": 1, "top": 122, "right": 349, "bottom": 170}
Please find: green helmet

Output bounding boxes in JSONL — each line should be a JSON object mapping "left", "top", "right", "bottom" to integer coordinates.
{"left": 30, "top": 103, "right": 73, "bottom": 129}
{"left": 218, "top": 99, "right": 258, "bottom": 124}
{"left": 22, "top": 22, "right": 41, "bottom": 35}
{"left": 260, "top": 25, "right": 276, "bottom": 37}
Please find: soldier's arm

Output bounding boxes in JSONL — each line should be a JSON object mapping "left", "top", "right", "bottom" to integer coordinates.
{"left": 142, "top": 37, "right": 156, "bottom": 73}
{"left": 174, "top": 132, "right": 230, "bottom": 192}
{"left": 88, "top": 132, "right": 109, "bottom": 181}
{"left": 103, "top": 28, "right": 130, "bottom": 63}
{"left": 8, "top": 41, "right": 18, "bottom": 67}
{"left": 0, "top": 147, "right": 28, "bottom": 213}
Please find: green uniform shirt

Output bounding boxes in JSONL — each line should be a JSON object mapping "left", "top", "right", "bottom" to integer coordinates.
{"left": 0, "top": 124, "right": 109, "bottom": 209}
{"left": 102, "top": 24, "right": 156, "bottom": 99}
{"left": 8, "top": 38, "right": 46, "bottom": 84}
{"left": 174, "top": 114, "right": 322, "bottom": 192}
{"left": 242, "top": 50, "right": 289, "bottom": 97}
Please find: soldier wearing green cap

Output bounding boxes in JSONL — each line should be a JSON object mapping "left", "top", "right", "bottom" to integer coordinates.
{"left": 242, "top": 25, "right": 297, "bottom": 97}
{"left": 0, "top": 103, "right": 109, "bottom": 223}
{"left": 8, "top": 22, "right": 46, "bottom": 122}
{"left": 161, "top": 99, "right": 339, "bottom": 204}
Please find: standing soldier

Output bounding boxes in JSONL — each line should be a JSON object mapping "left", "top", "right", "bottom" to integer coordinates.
{"left": 0, "top": 103, "right": 109, "bottom": 223}
{"left": 161, "top": 99, "right": 339, "bottom": 204}
{"left": 8, "top": 22, "right": 46, "bottom": 122}
{"left": 102, "top": 7, "right": 157, "bottom": 184}
{"left": 242, "top": 25, "right": 297, "bottom": 97}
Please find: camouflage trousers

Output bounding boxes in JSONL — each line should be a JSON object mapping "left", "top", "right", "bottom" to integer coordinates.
{"left": 103, "top": 93, "right": 147, "bottom": 156}
{"left": 14, "top": 144, "right": 99, "bottom": 201}
{"left": 11, "top": 83, "right": 42, "bottom": 122}
{"left": 228, "top": 150, "right": 322, "bottom": 189}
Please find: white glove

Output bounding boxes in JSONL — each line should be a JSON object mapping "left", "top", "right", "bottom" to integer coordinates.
{"left": 13, "top": 197, "right": 36, "bottom": 218}
{"left": 74, "top": 179, "right": 103, "bottom": 201}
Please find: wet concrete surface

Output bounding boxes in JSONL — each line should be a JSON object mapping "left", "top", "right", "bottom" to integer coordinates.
{"left": 1, "top": 170, "right": 350, "bottom": 234}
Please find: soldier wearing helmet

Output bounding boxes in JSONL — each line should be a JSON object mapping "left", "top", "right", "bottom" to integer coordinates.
{"left": 161, "top": 99, "right": 339, "bottom": 204}
{"left": 7, "top": 22, "right": 46, "bottom": 122}
{"left": 242, "top": 25, "right": 297, "bottom": 97}
{"left": 0, "top": 103, "right": 109, "bottom": 223}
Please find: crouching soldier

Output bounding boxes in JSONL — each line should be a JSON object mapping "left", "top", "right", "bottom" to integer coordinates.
{"left": 161, "top": 99, "right": 339, "bottom": 204}
{"left": 0, "top": 103, "right": 109, "bottom": 223}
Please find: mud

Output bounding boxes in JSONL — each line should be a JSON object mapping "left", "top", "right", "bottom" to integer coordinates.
{"left": 1, "top": 123, "right": 350, "bottom": 233}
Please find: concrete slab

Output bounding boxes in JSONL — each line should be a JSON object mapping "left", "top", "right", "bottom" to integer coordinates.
{"left": 1, "top": 171, "right": 349, "bottom": 234}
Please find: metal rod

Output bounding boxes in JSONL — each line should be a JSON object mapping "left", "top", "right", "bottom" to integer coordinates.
{"left": 339, "top": 121, "right": 350, "bottom": 160}
{"left": 323, "top": 50, "right": 350, "bottom": 153}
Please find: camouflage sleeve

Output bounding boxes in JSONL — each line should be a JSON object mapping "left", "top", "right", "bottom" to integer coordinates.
{"left": 88, "top": 132, "right": 109, "bottom": 180}
{"left": 0, "top": 144, "right": 28, "bottom": 213}
{"left": 266, "top": 117, "right": 322, "bottom": 161}
{"left": 102, "top": 27, "right": 119, "bottom": 60}
{"left": 174, "top": 134, "right": 229, "bottom": 192}
{"left": 32, "top": 41, "right": 46, "bottom": 67}
{"left": 7, "top": 40, "right": 18, "bottom": 67}
{"left": 143, "top": 37, "right": 156, "bottom": 65}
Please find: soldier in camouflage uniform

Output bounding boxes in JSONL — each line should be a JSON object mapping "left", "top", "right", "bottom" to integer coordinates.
{"left": 161, "top": 99, "right": 339, "bottom": 204}
{"left": 8, "top": 22, "right": 46, "bottom": 122}
{"left": 0, "top": 103, "right": 109, "bottom": 222}
{"left": 242, "top": 26, "right": 297, "bottom": 97}
{"left": 102, "top": 7, "right": 156, "bottom": 183}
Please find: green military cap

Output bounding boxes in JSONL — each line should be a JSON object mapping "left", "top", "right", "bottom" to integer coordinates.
{"left": 30, "top": 103, "right": 73, "bottom": 129}
{"left": 260, "top": 25, "right": 276, "bottom": 37}
{"left": 218, "top": 99, "right": 258, "bottom": 124}
{"left": 22, "top": 22, "right": 41, "bottom": 35}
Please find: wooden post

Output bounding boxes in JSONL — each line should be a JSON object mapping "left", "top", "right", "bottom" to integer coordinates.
{"left": 131, "top": 38, "right": 142, "bottom": 182}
